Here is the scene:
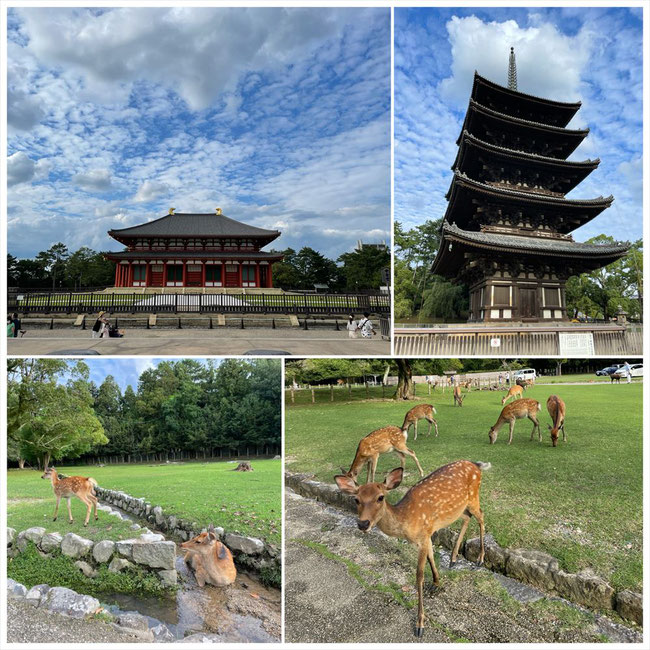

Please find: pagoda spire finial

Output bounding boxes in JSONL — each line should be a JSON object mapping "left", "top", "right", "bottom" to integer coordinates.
{"left": 507, "top": 46, "right": 518, "bottom": 91}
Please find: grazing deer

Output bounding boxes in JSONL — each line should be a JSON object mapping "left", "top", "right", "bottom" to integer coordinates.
{"left": 488, "top": 398, "right": 541, "bottom": 445}
{"left": 335, "top": 460, "right": 491, "bottom": 637}
{"left": 340, "top": 426, "right": 424, "bottom": 484}
{"left": 546, "top": 395, "right": 567, "bottom": 447}
{"left": 501, "top": 384, "right": 524, "bottom": 405}
{"left": 41, "top": 467, "right": 99, "bottom": 526}
{"left": 453, "top": 385, "right": 465, "bottom": 407}
{"left": 401, "top": 404, "right": 439, "bottom": 441}
{"left": 181, "top": 524, "right": 236, "bottom": 587}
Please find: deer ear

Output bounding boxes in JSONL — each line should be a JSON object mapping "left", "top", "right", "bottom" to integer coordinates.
{"left": 335, "top": 475, "right": 358, "bottom": 495}
{"left": 217, "top": 542, "right": 228, "bottom": 559}
{"left": 208, "top": 532, "right": 218, "bottom": 542}
{"left": 384, "top": 467, "right": 403, "bottom": 490}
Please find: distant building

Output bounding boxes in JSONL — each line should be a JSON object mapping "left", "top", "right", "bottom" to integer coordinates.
{"left": 355, "top": 240, "right": 388, "bottom": 252}
{"left": 105, "top": 208, "right": 283, "bottom": 288}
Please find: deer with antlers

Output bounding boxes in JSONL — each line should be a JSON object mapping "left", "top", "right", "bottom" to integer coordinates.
{"left": 340, "top": 426, "right": 424, "bottom": 484}
{"left": 181, "top": 524, "right": 237, "bottom": 587}
{"left": 401, "top": 404, "right": 439, "bottom": 441}
{"left": 546, "top": 395, "right": 567, "bottom": 447}
{"left": 453, "top": 385, "right": 465, "bottom": 407}
{"left": 488, "top": 398, "right": 541, "bottom": 445}
{"left": 41, "top": 467, "right": 99, "bottom": 527}
{"left": 335, "top": 460, "right": 491, "bottom": 637}
{"left": 501, "top": 384, "right": 524, "bottom": 405}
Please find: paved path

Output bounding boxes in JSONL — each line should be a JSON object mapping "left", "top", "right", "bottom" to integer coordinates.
{"left": 7, "top": 600, "right": 147, "bottom": 644}
{"left": 284, "top": 489, "right": 641, "bottom": 644}
{"left": 7, "top": 329, "right": 390, "bottom": 356}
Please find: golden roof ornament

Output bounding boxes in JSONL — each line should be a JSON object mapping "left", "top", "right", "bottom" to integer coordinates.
{"left": 216, "top": 207, "right": 222, "bottom": 216}
{"left": 168, "top": 207, "right": 175, "bottom": 215}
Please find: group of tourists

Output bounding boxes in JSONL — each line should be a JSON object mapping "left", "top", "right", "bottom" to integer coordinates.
{"left": 6, "top": 313, "right": 25, "bottom": 338}
{"left": 346, "top": 312, "right": 377, "bottom": 339}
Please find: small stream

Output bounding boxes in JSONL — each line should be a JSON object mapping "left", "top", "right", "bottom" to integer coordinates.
{"left": 96, "top": 501, "right": 281, "bottom": 642}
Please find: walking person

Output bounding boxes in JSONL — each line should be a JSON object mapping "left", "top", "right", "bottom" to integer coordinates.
{"left": 91, "top": 311, "right": 108, "bottom": 338}
{"left": 7, "top": 316, "right": 15, "bottom": 338}
{"left": 346, "top": 314, "right": 358, "bottom": 339}
{"left": 11, "top": 313, "right": 25, "bottom": 337}
{"left": 357, "top": 312, "right": 376, "bottom": 339}
{"left": 622, "top": 361, "right": 632, "bottom": 384}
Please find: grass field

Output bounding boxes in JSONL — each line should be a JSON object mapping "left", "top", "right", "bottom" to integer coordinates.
{"left": 8, "top": 459, "right": 281, "bottom": 545}
{"left": 285, "top": 383, "right": 643, "bottom": 591}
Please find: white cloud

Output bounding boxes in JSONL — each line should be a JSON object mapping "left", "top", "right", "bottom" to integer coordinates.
{"left": 72, "top": 168, "right": 112, "bottom": 191}
{"left": 8, "top": 151, "right": 35, "bottom": 186}
{"left": 134, "top": 180, "right": 170, "bottom": 203}
{"left": 7, "top": 89, "right": 45, "bottom": 130}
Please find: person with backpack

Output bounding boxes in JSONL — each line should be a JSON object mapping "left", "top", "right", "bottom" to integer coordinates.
{"left": 357, "top": 312, "right": 376, "bottom": 339}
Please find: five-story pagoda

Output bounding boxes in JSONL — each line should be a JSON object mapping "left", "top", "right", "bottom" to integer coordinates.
{"left": 430, "top": 48, "right": 629, "bottom": 322}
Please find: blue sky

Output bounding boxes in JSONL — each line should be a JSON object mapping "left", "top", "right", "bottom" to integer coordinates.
{"left": 395, "top": 7, "right": 643, "bottom": 245}
{"left": 7, "top": 7, "right": 390, "bottom": 260}
{"left": 69, "top": 358, "right": 216, "bottom": 392}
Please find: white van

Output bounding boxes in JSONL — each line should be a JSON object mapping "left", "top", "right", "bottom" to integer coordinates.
{"left": 513, "top": 368, "right": 536, "bottom": 382}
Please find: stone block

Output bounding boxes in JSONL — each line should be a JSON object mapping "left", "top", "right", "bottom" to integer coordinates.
{"left": 61, "top": 533, "right": 94, "bottom": 559}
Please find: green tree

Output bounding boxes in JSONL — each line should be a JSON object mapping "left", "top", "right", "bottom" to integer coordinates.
{"left": 36, "top": 242, "right": 69, "bottom": 290}
{"left": 338, "top": 247, "right": 390, "bottom": 291}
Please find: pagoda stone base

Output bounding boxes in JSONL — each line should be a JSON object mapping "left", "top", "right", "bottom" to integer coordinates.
{"left": 468, "top": 275, "right": 567, "bottom": 323}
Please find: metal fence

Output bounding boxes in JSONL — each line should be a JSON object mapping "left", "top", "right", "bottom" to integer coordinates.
{"left": 10, "top": 291, "right": 391, "bottom": 317}
{"left": 394, "top": 324, "right": 643, "bottom": 356}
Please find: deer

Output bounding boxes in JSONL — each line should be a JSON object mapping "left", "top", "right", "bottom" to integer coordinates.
{"left": 488, "top": 398, "right": 541, "bottom": 445}
{"left": 453, "top": 385, "right": 465, "bottom": 407}
{"left": 401, "top": 404, "right": 439, "bottom": 441}
{"left": 335, "top": 460, "right": 491, "bottom": 637}
{"left": 180, "top": 524, "right": 237, "bottom": 587}
{"left": 340, "top": 426, "right": 424, "bottom": 484}
{"left": 546, "top": 395, "right": 567, "bottom": 447}
{"left": 41, "top": 467, "right": 99, "bottom": 527}
{"left": 501, "top": 384, "right": 524, "bottom": 405}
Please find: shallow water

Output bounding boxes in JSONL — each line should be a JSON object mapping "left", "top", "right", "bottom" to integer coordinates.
{"left": 99, "top": 501, "right": 281, "bottom": 642}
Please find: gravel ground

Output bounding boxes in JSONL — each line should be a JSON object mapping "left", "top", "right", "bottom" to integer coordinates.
{"left": 6, "top": 600, "right": 147, "bottom": 644}
{"left": 284, "top": 488, "right": 643, "bottom": 644}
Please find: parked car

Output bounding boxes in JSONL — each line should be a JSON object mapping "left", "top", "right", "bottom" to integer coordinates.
{"left": 612, "top": 364, "right": 643, "bottom": 379}
{"left": 596, "top": 364, "right": 623, "bottom": 376}
{"left": 512, "top": 368, "right": 536, "bottom": 382}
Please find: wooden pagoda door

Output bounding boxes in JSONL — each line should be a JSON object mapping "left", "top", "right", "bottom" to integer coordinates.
{"left": 519, "top": 287, "right": 538, "bottom": 320}
{"left": 225, "top": 264, "right": 239, "bottom": 287}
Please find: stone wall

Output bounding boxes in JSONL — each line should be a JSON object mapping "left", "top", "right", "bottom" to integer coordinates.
{"left": 285, "top": 472, "right": 642, "bottom": 627}
{"left": 94, "top": 486, "right": 280, "bottom": 576}
{"left": 7, "top": 526, "right": 178, "bottom": 587}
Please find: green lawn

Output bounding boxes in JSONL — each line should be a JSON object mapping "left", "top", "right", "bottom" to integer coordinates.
{"left": 8, "top": 459, "right": 281, "bottom": 545}
{"left": 285, "top": 383, "right": 643, "bottom": 591}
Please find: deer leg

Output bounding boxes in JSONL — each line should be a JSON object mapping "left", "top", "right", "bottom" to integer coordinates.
{"left": 66, "top": 498, "right": 74, "bottom": 523}
{"left": 394, "top": 450, "right": 406, "bottom": 469}
{"left": 79, "top": 496, "right": 92, "bottom": 526}
{"left": 89, "top": 493, "right": 98, "bottom": 521}
{"left": 425, "top": 537, "right": 440, "bottom": 586}
{"left": 562, "top": 421, "right": 567, "bottom": 442}
{"left": 366, "top": 459, "right": 372, "bottom": 484}
{"left": 508, "top": 420, "right": 515, "bottom": 445}
{"left": 467, "top": 502, "right": 485, "bottom": 565}
{"left": 369, "top": 456, "right": 379, "bottom": 483}
{"left": 450, "top": 513, "right": 471, "bottom": 566}
{"left": 415, "top": 546, "right": 427, "bottom": 637}
{"left": 53, "top": 495, "right": 61, "bottom": 521}
{"left": 531, "top": 416, "right": 541, "bottom": 442}
{"left": 431, "top": 418, "right": 439, "bottom": 438}
{"left": 414, "top": 421, "right": 418, "bottom": 441}
{"left": 404, "top": 447, "right": 424, "bottom": 477}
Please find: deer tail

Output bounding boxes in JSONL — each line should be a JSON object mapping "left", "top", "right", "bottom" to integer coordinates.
{"left": 87, "top": 477, "right": 98, "bottom": 494}
{"left": 472, "top": 461, "right": 492, "bottom": 472}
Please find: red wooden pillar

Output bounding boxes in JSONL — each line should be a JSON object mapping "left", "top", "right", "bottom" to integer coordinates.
{"left": 268, "top": 264, "right": 273, "bottom": 288}
{"left": 254, "top": 263, "right": 260, "bottom": 288}
{"left": 238, "top": 262, "right": 242, "bottom": 287}
{"left": 182, "top": 262, "right": 186, "bottom": 287}
{"left": 114, "top": 265, "right": 119, "bottom": 287}
{"left": 127, "top": 262, "right": 133, "bottom": 287}
{"left": 145, "top": 263, "right": 151, "bottom": 287}
{"left": 221, "top": 262, "right": 225, "bottom": 287}
{"left": 201, "top": 263, "right": 207, "bottom": 287}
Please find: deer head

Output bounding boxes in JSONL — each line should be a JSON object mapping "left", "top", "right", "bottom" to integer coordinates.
{"left": 180, "top": 526, "right": 229, "bottom": 560}
{"left": 335, "top": 467, "right": 403, "bottom": 532}
{"left": 547, "top": 425, "right": 559, "bottom": 447}
{"left": 488, "top": 427, "right": 498, "bottom": 444}
{"left": 41, "top": 467, "right": 55, "bottom": 480}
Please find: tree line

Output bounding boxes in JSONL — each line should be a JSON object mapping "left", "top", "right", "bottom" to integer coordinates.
{"left": 395, "top": 219, "right": 643, "bottom": 322}
{"left": 8, "top": 243, "right": 390, "bottom": 293}
{"left": 8, "top": 359, "right": 281, "bottom": 469}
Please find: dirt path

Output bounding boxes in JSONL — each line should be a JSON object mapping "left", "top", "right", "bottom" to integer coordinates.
{"left": 6, "top": 600, "right": 147, "bottom": 644}
{"left": 284, "top": 489, "right": 641, "bottom": 644}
